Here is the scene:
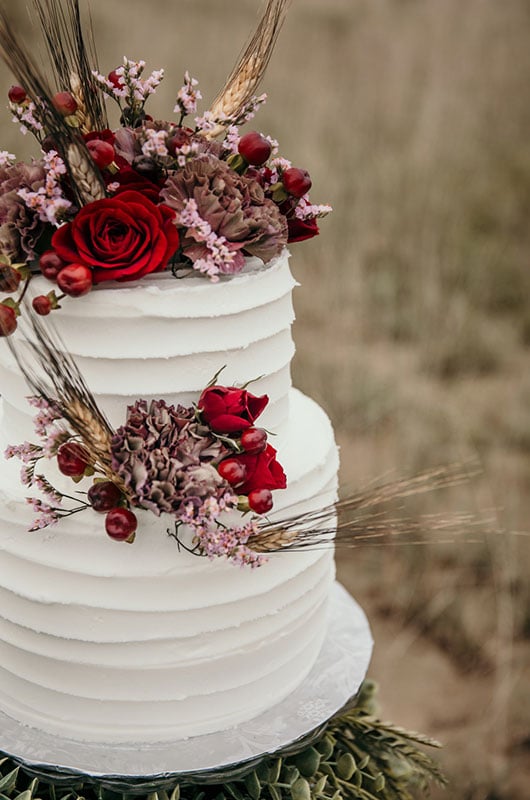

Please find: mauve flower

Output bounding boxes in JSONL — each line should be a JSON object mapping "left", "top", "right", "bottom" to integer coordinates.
{"left": 0, "top": 161, "right": 47, "bottom": 261}
{"left": 160, "top": 155, "right": 287, "bottom": 269}
{"left": 111, "top": 400, "right": 230, "bottom": 517}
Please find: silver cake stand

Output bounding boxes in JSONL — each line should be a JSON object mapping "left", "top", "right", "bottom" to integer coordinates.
{"left": 0, "top": 582, "right": 373, "bottom": 792}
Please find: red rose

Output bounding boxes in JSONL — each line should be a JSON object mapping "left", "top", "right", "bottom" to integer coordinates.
{"left": 287, "top": 216, "right": 319, "bottom": 243}
{"left": 52, "top": 190, "right": 180, "bottom": 283}
{"left": 111, "top": 166, "right": 162, "bottom": 203}
{"left": 198, "top": 385, "right": 268, "bottom": 434}
{"left": 233, "top": 444, "right": 287, "bottom": 494}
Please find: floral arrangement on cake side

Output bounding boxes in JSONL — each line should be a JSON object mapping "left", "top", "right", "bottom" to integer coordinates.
{"left": 0, "top": 0, "right": 330, "bottom": 336}
{"left": 5, "top": 341, "right": 286, "bottom": 566}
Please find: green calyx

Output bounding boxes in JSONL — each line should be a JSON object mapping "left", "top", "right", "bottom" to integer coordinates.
{"left": 0, "top": 682, "right": 446, "bottom": 800}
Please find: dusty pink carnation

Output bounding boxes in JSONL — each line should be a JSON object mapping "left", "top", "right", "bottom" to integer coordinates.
{"left": 160, "top": 155, "right": 287, "bottom": 271}
{"left": 111, "top": 399, "right": 231, "bottom": 517}
{"left": 0, "top": 161, "right": 47, "bottom": 261}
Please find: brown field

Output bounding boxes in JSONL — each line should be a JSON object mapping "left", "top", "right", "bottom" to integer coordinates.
{"left": 1, "top": 1, "right": 529, "bottom": 797}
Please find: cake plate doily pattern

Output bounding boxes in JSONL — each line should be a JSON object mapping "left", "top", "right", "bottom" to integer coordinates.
{"left": 0, "top": 582, "right": 372, "bottom": 790}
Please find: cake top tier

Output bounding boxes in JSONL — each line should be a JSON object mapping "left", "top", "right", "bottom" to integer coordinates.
{"left": 0, "top": 1, "right": 330, "bottom": 337}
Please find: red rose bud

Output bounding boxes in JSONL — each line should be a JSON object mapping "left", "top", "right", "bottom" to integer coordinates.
{"left": 8, "top": 85, "right": 26, "bottom": 104}
{"left": 287, "top": 216, "right": 319, "bottom": 243}
{"left": 56, "top": 264, "right": 92, "bottom": 297}
{"left": 0, "top": 304, "right": 17, "bottom": 337}
{"left": 32, "top": 295, "right": 52, "bottom": 316}
{"left": 39, "top": 250, "right": 65, "bottom": 280}
{"left": 52, "top": 91, "right": 78, "bottom": 117}
{"left": 57, "top": 441, "right": 90, "bottom": 477}
{"left": 240, "top": 427, "right": 267, "bottom": 454}
{"left": 88, "top": 481, "right": 123, "bottom": 513}
{"left": 199, "top": 385, "right": 269, "bottom": 434}
{"left": 218, "top": 458, "right": 248, "bottom": 487}
{"left": 105, "top": 507, "right": 137, "bottom": 543}
{"left": 248, "top": 488, "right": 273, "bottom": 515}
{"left": 282, "top": 167, "right": 312, "bottom": 198}
{"left": 238, "top": 131, "right": 272, "bottom": 166}
{"left": 0, "top": 265, "right": 22, "bottom": 293}
{"left": 87, "top": 139, "right": 115, "bottom": 170}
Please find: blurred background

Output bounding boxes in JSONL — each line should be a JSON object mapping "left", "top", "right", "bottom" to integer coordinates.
{"left": 1, "top": 0, "right": 529, "bottom": 797}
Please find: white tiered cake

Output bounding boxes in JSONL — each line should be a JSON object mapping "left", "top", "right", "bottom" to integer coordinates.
{"left": 0, "top": 252, "right": 339, "bottom": 743}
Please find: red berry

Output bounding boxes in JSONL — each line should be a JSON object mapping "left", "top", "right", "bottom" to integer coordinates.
{"left": 248, "top": 488, "right": 273, "bottom": 515}
{"left": 52, "top": 91, "right": 78, "bottom": 117}
{"left": 56, "top": 264, "right": 92, "bottom": 297}
{"left": 0, "top": 304, "right": 17, "bottom": 337}
{"left": 105, "top": 507, "right": 137, "bottom": 542}
{"left": 218, "top": 458, "right": 248, "bottom": 486}
{"left": 0, "top": 265, "right": 22, "bottom": 293}
{"left": 32, "top": 295, "right": 52, "bottom": 315}
{"left": 57, "top": 441, "right": 90, "bottom": 477}
{"left": 240, "top": 427, "right": 268, "bottom": 454}
{"left": 86, "top": 139, "right": 115, "bottom": 170}
{"left": 238, "top": 131, "right": 272, "bottom": 166}
{"left": 88, "top": 481, "right": 123, "bottom": 513}
{"left": 8, "top": 85, "right": 26, "bottom": 104}
{"left": 282, "top": 167, "right": 312, "bottom": 198}
{"left": 39, "top": 250, "right": 65, "bottom": 280}
{"left": 108, "top": 69, "right": 124, "bottom": 89}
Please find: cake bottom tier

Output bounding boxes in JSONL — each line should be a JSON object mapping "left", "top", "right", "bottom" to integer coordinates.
{"left": 0, "top": 390, "right": 338, "bottom": 744}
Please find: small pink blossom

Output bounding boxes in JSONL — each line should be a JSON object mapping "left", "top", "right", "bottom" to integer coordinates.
{"left": 17, "top": 150, "right": 72, "bottom": 226}
{"left": 0, "top": 151, "right": 16, "bottom": 167}
{"left": 178, "top": 198, "right": 238, "bottom": 279}
{"left": 26, "top": 497, "right": 59, "bottom": 530}
{"left": 175, "top": 72, "right": 202, "bottom": 117}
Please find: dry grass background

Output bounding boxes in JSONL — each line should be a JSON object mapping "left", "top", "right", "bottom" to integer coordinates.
{"left": 1, "top": 0, "right": 530, "bottom": 797}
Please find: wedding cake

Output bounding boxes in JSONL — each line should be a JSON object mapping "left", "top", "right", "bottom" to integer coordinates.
{"left": 0, "top": 0, "right": 339, "bottom": 746}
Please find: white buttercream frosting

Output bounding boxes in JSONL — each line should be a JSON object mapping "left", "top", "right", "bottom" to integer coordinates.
{"left": 0, "top": 251, "right": 339, "bottom": 743}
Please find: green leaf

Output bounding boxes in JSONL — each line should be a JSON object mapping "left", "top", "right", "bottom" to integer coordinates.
{"left": 313, "top": 776, "right": 327, "bottom": 795}
{"left": 315, "top": 737, "right": 334, "bottom": 761}
{"left": 13, "top": 791, "right": 34, "bottom": 800}
{"left": 293, "top": 748, "right": 321, "bottom": 779}
{"left": 290, "top": 778, "right": 310, "bottom": 800}
{"left": 373, "top": 774, "right": 385, "bottom": 792}
{"left": 224, "top": 785, "right": 245, "bottom": 800}
{"left": 358, "top": 756, "right": 370, "bottom": 771}
{"left": 336, "top": 753, "right": 356, "bottom": 781}
{"left": 169, "top": 784, "right": 181, "bottom": 800}
{"left": 268, "top": 759, "right": 282, "bottom": 784}
{"left": 281, "top": 766, "right": 299, "bottom": 787}
{"left": 244, "top": 771, "right": 261, "bottom": 800}
{"left": 0, "top": 768, "right": 19, "bottom": 794}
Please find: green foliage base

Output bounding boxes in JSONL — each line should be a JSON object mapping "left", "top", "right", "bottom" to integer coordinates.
{"left": 0, "top": 682, "right": 446, "bottom": 800}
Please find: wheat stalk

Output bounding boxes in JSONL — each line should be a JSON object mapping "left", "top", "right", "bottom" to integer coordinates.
{"left": 69, "top": 71, "right": 93, "bottom": 133}
{"left": 67, "top": 141, "right": 106, "bottom": 202}
{"left": 249, "top": 462, "right": 484, "bottom": 553}
{"left": 205, "top": 0, "right": 290, "bottom": 138}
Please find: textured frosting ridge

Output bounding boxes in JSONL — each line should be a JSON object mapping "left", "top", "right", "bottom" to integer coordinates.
{"left": 0, "top": 251, "right": 339, "bottom": 743}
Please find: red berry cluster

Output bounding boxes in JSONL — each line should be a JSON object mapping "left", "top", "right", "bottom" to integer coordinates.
{"left": 218, "top": 427, "right": 274, "bottom": 514}
{"left": 236, "top": 130, "right": 313, "bottom": 200}
{"left": 31, "top": 250, "right": 93, "bottom": 317}
{"left": 56, "top": 441, "right": 136, "bottom": 542}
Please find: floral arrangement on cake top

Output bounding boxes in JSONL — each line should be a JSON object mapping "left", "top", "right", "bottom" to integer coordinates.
{"left": 0, "top": 0, "right": 330, "bottom": 336}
